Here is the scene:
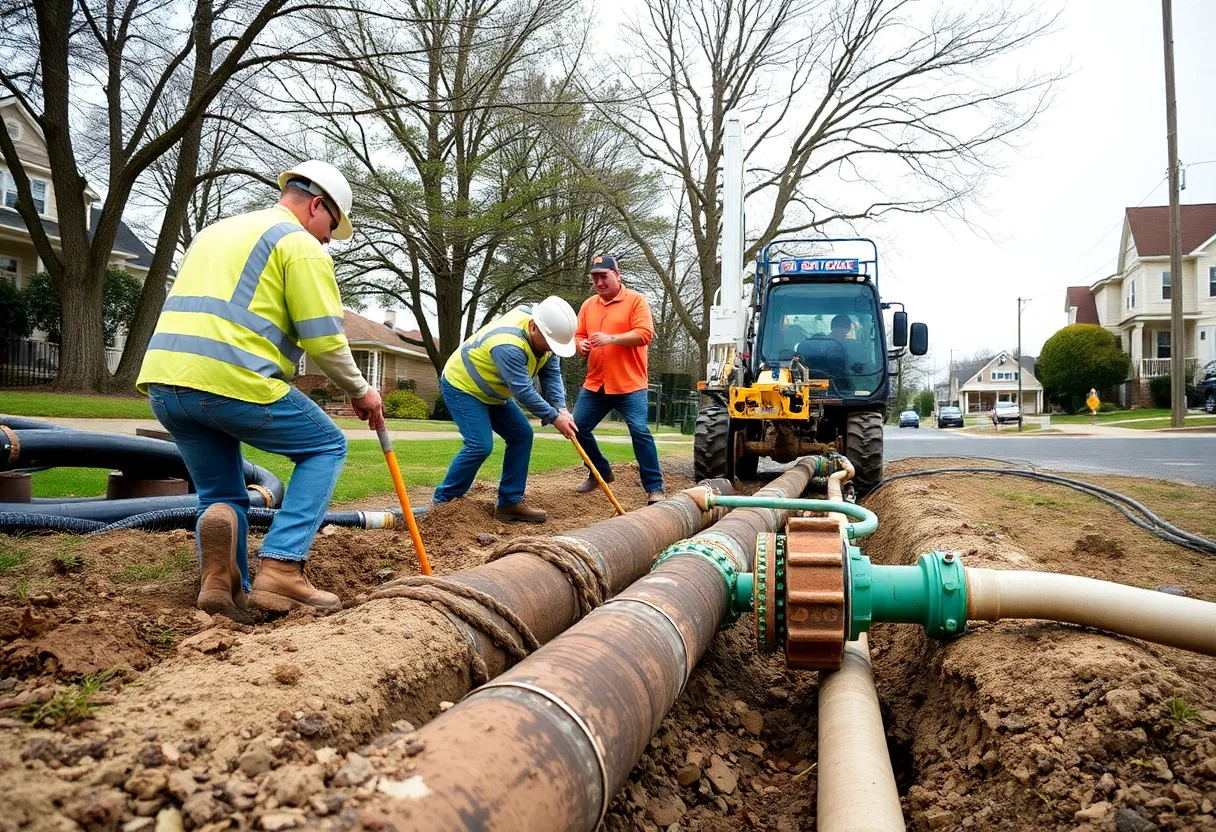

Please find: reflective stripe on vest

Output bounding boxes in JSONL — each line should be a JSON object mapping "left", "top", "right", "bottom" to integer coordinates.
{"left": 230, "top": 222, "right": 300, "bottom": 307}
{"left": 445, "top": 306, "right": 548, "bottom": 403}
{"left": 147, "top": 333, "right": 288, "bottom": 380}
{"left": 161, "top": 295, "right": 304, "bottom": 365}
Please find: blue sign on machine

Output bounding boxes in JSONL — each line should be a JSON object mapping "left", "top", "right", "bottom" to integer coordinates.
{"left": 778, "top": 258, "right": 860, "bottom": 274}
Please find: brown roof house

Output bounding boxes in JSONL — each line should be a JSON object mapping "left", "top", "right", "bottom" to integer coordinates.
{"left": 293, "top": 309, "right": 440, "bottom": 403}
{"left": 1067, "top": 202, "right": 1216, "bottom": 384}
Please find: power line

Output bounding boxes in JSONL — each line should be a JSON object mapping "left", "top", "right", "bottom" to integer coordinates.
{"left": 1067, "top": 176, "right": 1166, "bottom": 268}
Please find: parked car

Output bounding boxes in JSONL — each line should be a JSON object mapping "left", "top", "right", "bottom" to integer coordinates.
{"left": 898, "top": 410, "right": 920, "bottom": 428}
{"left": 937, "top": 406, "right": 964, "bottom": 429}
{"left": 990, "top": 401, "right": 1021, "bottom": 425}
{"left": 1202, "top": 367, "right": 1216, "bottom": 414}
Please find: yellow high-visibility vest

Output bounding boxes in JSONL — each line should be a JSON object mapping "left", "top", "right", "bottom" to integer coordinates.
{"left": 443, "top": 305, "right": 550, "bottom": 404}
{"left": 137, "top": 205, "right": 348, "bottom": 404}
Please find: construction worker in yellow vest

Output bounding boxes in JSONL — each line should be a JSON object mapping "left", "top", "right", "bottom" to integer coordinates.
{"left": 137, "top": 160, "right": 384, "bottom": 621}
{"left": 434, "top": 298, "right": 579, "bottom": 522}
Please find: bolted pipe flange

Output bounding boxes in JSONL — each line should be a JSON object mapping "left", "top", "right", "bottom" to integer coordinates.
{"left": 652, "top": 537, "right": 743, "bottom": 626}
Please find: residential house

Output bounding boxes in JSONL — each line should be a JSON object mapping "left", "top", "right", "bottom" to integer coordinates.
{"left": 1064, "top": 286, "right": 1099, "bottom": 326}
{"left": 1, "top": 97, "right": 155, "bottom": 298}
{"left": 1068, "top": 203, "right": 1216, "bottom": 385}
{"left": 293, "top": 310, "right": 440, "bottom": 401}
{"left": 951, "top": 353, "right": 1043, "bottom": 415}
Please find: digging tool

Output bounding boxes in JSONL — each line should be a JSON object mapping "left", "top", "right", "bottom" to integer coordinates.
{"left": 569, "top": 434, "right": 626, "bottom": 516}
{"left": 377, "top": 427, "right": 432, "bottom": 575}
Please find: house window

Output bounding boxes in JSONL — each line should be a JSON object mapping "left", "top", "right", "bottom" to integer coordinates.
{"left": 1210, "top": 267, "right": 1216, "bottom": 298}
{"left": 0, "top": 255, "right": 17, "bottom": 286}
{"left": 1162, "top": 271, "right": 1171, "bottom": 301}
{"left": 1157, "top": 331, "right": 1171, "bottom": 359}
{"left": 1, "top": 171, "right": 47, "bottom": 214}
{"left": 1127, "top": 279, "right": 1136, "bottom": 309}
{"left": 352, "top": 349, "right": 383, "bottom": 389}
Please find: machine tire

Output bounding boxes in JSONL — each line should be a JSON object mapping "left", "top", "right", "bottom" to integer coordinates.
{"left": 845, "top": 410, "right": 884, "bottom": 495}
{"left": 694, "top": 403, "right": 730, "bottom": 481}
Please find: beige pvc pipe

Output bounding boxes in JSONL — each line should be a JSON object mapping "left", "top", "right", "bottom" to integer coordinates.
{"left": 967, "top": 568, "right": 1216, "bottom": 656}
{"left": 815, "top": 457, "right": 906, "bottom": 832}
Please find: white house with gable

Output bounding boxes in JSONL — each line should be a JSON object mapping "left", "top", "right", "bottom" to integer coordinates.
{"left": 952, "top": 353, "right": 1043, "bottom": 415}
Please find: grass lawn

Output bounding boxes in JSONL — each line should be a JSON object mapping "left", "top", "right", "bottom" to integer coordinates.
{"left": 1118, "top": 416, "right": 1216, "bottom": 430}
{"left": 28, "top": 437, "right": 684, "bottom": 503}
{"left": 1049, "top": 408, "right": 1173, "bottom": 425}
{"left": 332, "top": 416, "right": 684, "bottom": 436}
{"left": 0, "top": 391, "right": 154, "bottom": 419}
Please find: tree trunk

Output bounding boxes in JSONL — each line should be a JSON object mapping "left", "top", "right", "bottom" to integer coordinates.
{"left": 111, "top": 0, "right": 213, "bottom": 392}
{"left": 53, "top": 273, "right": 108, "bottom": 390}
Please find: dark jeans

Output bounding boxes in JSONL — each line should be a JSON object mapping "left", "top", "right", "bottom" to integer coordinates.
{"left": 573, "top": 387, "right": 663, "bottom": 493}
{"left": 148, "top": 385, "right": 348, "bottom": 590}
{"left": 432, "top": 377, "right": 533, "bottom": 507}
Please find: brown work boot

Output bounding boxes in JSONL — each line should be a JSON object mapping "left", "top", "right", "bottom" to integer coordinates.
{"left": 575, "top": 469, "right": 613, "bottom": 493}
{"left": 196, "top": 504, "right": 253, "bottom": 623}
{"left": 647, "top": 491, "right": 666, "bottom": 505}
{"left": 250, "top": 558, "right": 342, "bottom": 613}
{"left": 494, "top": 502, "right": 547, "bottom": 523}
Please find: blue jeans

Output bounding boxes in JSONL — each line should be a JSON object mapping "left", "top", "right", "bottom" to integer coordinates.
{"left": 432, "top": 377, "right": 532, "bottom": 507}
{"left": 148, "top": 385, "right": 348, "bottom": 590}
{"left": 573, "top": 387, "right": 663, "bottom": 493}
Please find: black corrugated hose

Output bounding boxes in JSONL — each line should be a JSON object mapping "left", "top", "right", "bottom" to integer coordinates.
{"left": 866, "top": 464, "right": 1216, "bottom": 557}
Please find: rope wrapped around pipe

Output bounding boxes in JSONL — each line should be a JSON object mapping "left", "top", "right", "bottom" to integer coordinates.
{"left": 370, "top": 536, "right": 610, "bottom": 684}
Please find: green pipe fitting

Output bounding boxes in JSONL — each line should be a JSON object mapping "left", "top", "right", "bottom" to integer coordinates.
{"left": 652, "top": 538, "right": 744, "bottom": 626}
{"left": 705, "top": 495, "right": 879, "bottom": 541}
{"left": 733, "top": 572, "right": 754, "bottom": 613}
{"left": 849, "top": 550, "right": 968, "bottom": 640}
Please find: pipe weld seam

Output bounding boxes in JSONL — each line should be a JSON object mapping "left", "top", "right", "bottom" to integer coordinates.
{"left": 475, "top": 679, "right": 611, "bottom": 829}
{"left": 600, "top": 596, "right": 693, "bottom": 695}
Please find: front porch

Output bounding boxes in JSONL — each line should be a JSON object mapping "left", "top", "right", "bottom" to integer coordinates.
{"left": 1123, "top": 320, "right": 1214, "bottom": 380}
{"left": 960, "top": 388, "right": 1043, "bottom": 415}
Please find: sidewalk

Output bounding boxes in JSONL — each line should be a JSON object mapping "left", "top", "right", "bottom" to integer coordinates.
{"left": 29, "top": 417, "right": 693, "bottom": 445}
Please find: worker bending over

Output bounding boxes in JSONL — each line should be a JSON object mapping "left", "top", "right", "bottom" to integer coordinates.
{"left": 433, "top": 298, "right": 579, "bottom": 522}
{"left": 138, "top": 160, "right": 384, "bottom": 620}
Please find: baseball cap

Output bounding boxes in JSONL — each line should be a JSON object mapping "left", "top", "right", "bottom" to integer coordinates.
{"left": 590, "top": 255, "right": 619, "bottom": 273}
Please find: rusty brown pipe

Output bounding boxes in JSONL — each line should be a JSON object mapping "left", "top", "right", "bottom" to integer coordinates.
{"left": 373, "top": 479, "right": 733, "bottom": 679}
{"left": 376, "top": 459, "right": 821, "bottom": 831}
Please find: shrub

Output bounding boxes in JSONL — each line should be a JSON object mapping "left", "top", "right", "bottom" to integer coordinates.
{"left": 21, "top": 267, "right": 141, "bottom": 346}
{"left": 430, "top": 394, "right": 452, "bottom": 421}
{"left": 383, "top": 389, "right": 429, "bottom": 419}
{"left": 1038, "top": 325, "right": 1130, "bottom": 405}
{"left": 1098, "top": 401, "right": 1120, "bottom": 413}
{"left": 396, "top": 378, "right": 417, "bottom": 391}
{"left": 1149, "top": 374, "right": 1197, "bottom": 408}
{"left": 308, "top": 387, "right": 331, "bottom": 405}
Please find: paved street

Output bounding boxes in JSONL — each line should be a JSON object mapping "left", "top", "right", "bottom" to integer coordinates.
{"left": 885, "top": 426, "right": 1216, "bottom": 483}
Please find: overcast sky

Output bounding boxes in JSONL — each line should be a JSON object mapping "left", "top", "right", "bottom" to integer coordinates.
{"left": 364, "top": 0, "right": 1216, "bottom": 387}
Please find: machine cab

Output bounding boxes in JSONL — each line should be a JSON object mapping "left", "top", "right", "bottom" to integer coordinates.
{"left": 751, "top": 249, "right": 888, "bottom": 402}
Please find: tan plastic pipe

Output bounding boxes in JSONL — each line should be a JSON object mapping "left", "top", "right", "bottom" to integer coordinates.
{"left": 967, "top": 568, "right": 1216, "bottom": 656}
{"left": 815, "top": 457, "right": 906, "bottom": 832}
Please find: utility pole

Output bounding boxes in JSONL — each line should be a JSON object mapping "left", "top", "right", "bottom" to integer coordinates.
{"left": 1162, "top": 0, "right": 1185, "bottom": 427}
{"left": 1017, "top": 298, "right": 1026, "bottom": 432}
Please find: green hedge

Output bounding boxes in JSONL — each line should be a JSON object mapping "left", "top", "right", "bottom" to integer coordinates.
{"left": 383, "top": 389, "right": 429, "bottom": 419}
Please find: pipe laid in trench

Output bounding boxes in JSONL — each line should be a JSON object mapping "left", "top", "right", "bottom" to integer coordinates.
{"left": 966, "top": 568, "right": 1216, "bottom": 656}
{"left": 370, "top": 459, "right": 821, "bottom": 831}
{"left": 816, "top": 459, "right": 905, "bottom": 832}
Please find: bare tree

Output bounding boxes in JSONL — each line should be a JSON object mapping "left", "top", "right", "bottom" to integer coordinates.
{"left": 573, "top": 0, "right": 1059, "bottom": 368}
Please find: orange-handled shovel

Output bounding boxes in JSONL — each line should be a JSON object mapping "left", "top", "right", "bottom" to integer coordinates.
{"left": 569, "top": 434, "right": 626, "bottom": 516}
{"left": 377, "top": 427, "right": 432, "bottom": 575}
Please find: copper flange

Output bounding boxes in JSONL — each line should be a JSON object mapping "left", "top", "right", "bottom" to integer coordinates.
{"left": 782, "top": 516, "right": 847, "bottom": 670}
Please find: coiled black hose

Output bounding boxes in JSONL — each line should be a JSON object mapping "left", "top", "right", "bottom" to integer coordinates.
{"left": 866, "top": 465, "right": 1216, "bottom": 557}
{"left": 84, "top": 506, "right": 410, "bottom": 535}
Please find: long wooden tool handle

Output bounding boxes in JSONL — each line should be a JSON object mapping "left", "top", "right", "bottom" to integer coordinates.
{"left": 378, "top": 429, "right": 433, "bottom": 575}
{"left": 569, "top": 434, "right": 626, "bottom": 516}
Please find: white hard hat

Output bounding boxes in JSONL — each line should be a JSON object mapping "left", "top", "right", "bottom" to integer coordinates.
{"left": 532, "top": 296, "right": 577, "bottom": 358}
{"left": 278, "top": 160, "right": 354, "bottom": 240}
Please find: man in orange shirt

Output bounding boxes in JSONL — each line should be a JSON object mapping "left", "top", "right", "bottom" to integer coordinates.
{"left": 573, "top": 255, "right": 664, "bottom": 503}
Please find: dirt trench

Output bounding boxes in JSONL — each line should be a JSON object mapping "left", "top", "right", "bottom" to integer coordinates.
{"left": 3, "top": 457, "right": 1216, "bottom": 831}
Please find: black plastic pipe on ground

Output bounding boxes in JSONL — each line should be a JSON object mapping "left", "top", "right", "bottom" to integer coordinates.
{"left": 375, "top": 459, "right": 818, "bottom": 830}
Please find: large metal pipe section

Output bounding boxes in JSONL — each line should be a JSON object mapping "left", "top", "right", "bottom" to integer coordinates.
{"left": 373, "top": 459, "right": 819, "bottom": 831}
{"left": 816, "top": 460, "right": 905, "bottom": 832}
{"left": 967, "top": 568, "right": 1216, "bottom": 656}
{"left": 374, "top": 480, "right": 732, "bottom": 679}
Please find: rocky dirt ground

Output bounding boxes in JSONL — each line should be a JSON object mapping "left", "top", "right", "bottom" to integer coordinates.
{"left": 1, "top": 456, "right": 1215, "bottom": 831}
